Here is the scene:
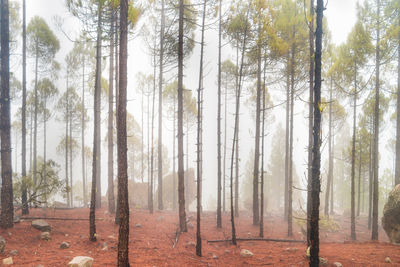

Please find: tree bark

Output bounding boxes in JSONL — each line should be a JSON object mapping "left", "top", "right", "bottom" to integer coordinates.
{"left": 351, "top": 86, "right": 357, "bottom": 241}
{"left": 395, "top": 7, "right": 400, "bottom": 186}
{"left": 310, "top": 0, "right": 324, "bottom": 265}
{"left": 325, "top": 78, "right": 333, "bottom": 216}
{"left": 82, "top": 57, "right": 87, "bottom": 207}
{"left": 21, "top": 0, "right": 28, "bottom": 215}
{"left": 288, "top": 42, "right": 295, "bottom": 237}
{"left": 178, "top": 0, "right": 187, "bottom": 233}
{"left": 108, "top": 10, "right": 116, "bottom": 214}
{"left": 90, "top": 2, "right": 103, "bottom": 241}
{"left": 33, "top": 43, "right": 38, "bottom": 187}
{"left": 66, "top": 78, "right": 70, "bottom": 206}
{"left": 1, "top": 0, "right": 14, "bottom": 229}
{"left": 216, "top": 0, "right": 222, "bottom": 229}
{"left": 284, "top": 56, "right": 290, "bottom": 220}
{"left": 259, "top": 57, "right": 266, "bottom": 238}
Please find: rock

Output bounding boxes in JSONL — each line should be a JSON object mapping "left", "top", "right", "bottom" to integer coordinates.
{"left": 41, "top": 232, "right": 51, "bottom": 241}
{"left": 385, "top": 257, "right": 392, "bottom": 263}
{"left": 32, "top": 220, "right": 51, "bottom": 232}
{"left": 67, "top": 256, "right": 93, "bottom": 267}
{"left": 212, "top": 254, "right": 218, "bottom": 259}
{"left": 187, "top": 221, "right": 194, "bottom": 229}
{"left": 319, "top": 257, "right": 328, "bottom": 266}
{"left": 185, "top": 241, "right": 196, "bottom": 248}
{"left": 285, "top": 247, "right": 298, "bottom": 252}
{"left": 60, "top": 242, "right": 70, "bottom": 249}
{"left": 333, "top": 262, "right": 343, "bottom": 267}
{"left": 135, "top": 224, "right": 142, "bottom": 228}
{"left": 35, "top": 265, "right": 44, "bottom": 267}
{"left": 0, "top": 236, "right": 6, "bottom": 253}
{"left": 101, "top": 242, "right": 108, "bottom": 251}
{"left": 224, "top": 250, "right": 230, "bottom": 254}
{"left": 382, "top": 184, "right": 400, "bottom": 243}
{"left": 13, "top": 216, "right": 20, "bottom": 223}
{"left": 9, "top": 250, "right": 18, "bottom": 256}
{"left": 2, "top": 257, "right": 13, "bottom": 265}
{"left": 306, "top": 247, "right": 310, "bottom": 258}
{"left": 156, "top": 216, "right": 164, "bottom": 222}
{"left": 240, "top": 249, "right": 253, "bottom": 258}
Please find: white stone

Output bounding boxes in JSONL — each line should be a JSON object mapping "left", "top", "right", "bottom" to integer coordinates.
{"left": 240, "top": 249, "right": 253, "bottom": 257}
{"left": 67, "top": 256, "right": 93, "bottom": 267}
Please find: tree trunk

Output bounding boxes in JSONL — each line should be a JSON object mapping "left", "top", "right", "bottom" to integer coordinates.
{"left": 288, "top": 43, "right": 295, "bottom": 237}
{"left": 158, "top": 0, "right": 165, "bottom": 211}
{"left": 310, "top": 0, "right": 324, "bottom": 264}
{"left": 82, "top": 57, "right": 87, "bottom": 207}
{"left": 259, "top": 58, "right": 266, "bottom": 238}
{"left": 149, "top": 53, "right": 156, "bottom": 214}
{"left": 371, "top": 0, "right": 381, "bottom": 241}
{"left": 173, "top": 96, "right": 176, "bottom": 210}
{"left": 21, "top": 0, "right": 28, "bottom": 215}
{"left": 115, "top": 18, "right": 120, "bottom": 224}
{"left": 284, "top": 57, "right": 290, "bottom": 220}
{"left": 330, "top": 134, "right": 334, "bottom": 214}
{"left": 108, "top": 10, "right": 116, "bottom": 214}
{"left": 177, "top": 0, "right": 187, "bottom": 233}
{"left": 357, "top": 149, "right": 362, "bottom": 217}
{"left": 0, "top": 0, "right": 14, "bottom": 229}
{"left": 33, "top": 43, "right": 39, "bottom": 187}
{"left": 216, "top": 0, "right": 222, "bottom": 229}
{"left": 117, "top": 0, "right": 130, "bottom": 265}
{"left": 395, "top": 6, "right": 400, "bottom": 186}
{"left": 223, "top": 66, "right": 227, "bottom": 213}
{"left": 351, "top": 86, "right": 357, "bottom": 241}
{"left": 43, "top": 98, "right": 47, "bottom": 204}
{"left": 90, "top": 2, "right": 103, "bottom": 241}
{"left": 234, "top": 42, "right": 239, "bottom": 218}
{"left": 325, "top": 78, "right": 333, "bottom": 216}
{"left": 66, "top": 79, "right": 70, "bottom": 206}
{"left": 196, "top": 1, "right": 206, "bottom": 256}
{"left": 70, "top": 112, "right": 73, "bottom": 206}
{"left": 307, "top": 0, "right": 314, "bottom": 246}
{"left": 368, "top": 119, "right": 373, "bottom": 229}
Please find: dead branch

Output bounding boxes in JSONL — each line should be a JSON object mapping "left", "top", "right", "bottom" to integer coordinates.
{"left": 172, "top": 227, "right": 181, "bottom": 248}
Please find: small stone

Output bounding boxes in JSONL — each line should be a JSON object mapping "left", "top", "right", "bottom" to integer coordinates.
{"left": 306, "top": 247, "right": 310, "bottom": 258}
{"left": 40, "top": 232, "right": 51, "bottom": 241}
{"left": 385, "top": 257, "right": 392, "bottom": 263}
{"left": 156, "top": 216, "right": 164, "bottom": 222}
{"left": 333, "top": 262, "right": 343, "bottom": 267}
{"left": 67, "top": 256, "right": 93, "bottom": 267}
{"left": 60, "top": 242, "right": 70, "bottom": 249}
{"left": 35, "top": 265, "right": 44, "bottom": 267}
{"left": 65, "top": 234, "right": 69, "bottom": 237}
{"left": 224, "top": 250, "right": 230, "bottom": 254}
{"left": 212, "top": 254, "right": 218, "bottom": 259}
{"left": 186, "top": 241, "right": 196, "bottom": 247}
{"left": 13, "top": 216, "right": 20, "bottom": 223}
{"left": 240, "top": 249, "right": 253, "bottom": 258}
{"left": 187, "top": 221, "right": 194, "bottom": 229}
{"left": 101, "top": 242, "right": 108, "bottom": 251}
{"left": 285, "top": 247, "right": 298, "bottom": 252}
{"left": 319, "top": 257, "right": 328, "bottom": 266}
{"left": 2, "top": 257, "right": 13, "bottom": 265}
{"left": 135, "top": 224, "right": 142, "bottom": 228}
{"left": 32, "top": 220, "right": 51, "bottom": 232}
{"left": 9, "top": 250, "right": 18, "bottom": 256}
{"left": 0, "top": 236, "right": 6, "bottom": 253}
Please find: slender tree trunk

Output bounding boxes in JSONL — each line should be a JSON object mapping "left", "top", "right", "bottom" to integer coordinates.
{"left": 66, "top": 80, "right": 70, "bottom": 206}
{"left": 108, "top": 11, "right": 116, "bottom": 214}
{"left": 357, "top": 150, "right": 362, "bottom": 217}
{"left": 325, "top": 78, "right": 333, "bottom": 216}
{"left": 234, "top": 42, "right": 239, "bottom": 218}
{"left": 70, "top": 113, "right": 73, "bottom": 206}
{"left": 395, "top": 8, "right": 400, "bottom": 186}
{"left": 288, "top": 43, "right": 295, "bottom": 237}
{"left": 259, "top": 58, "right": 266, "bottom": 238}
{"left": 90, "top": 2, "right": 103, "bottom": 241}
{"left": 330, "top": 134, "right": 334, "bottom": 214}
{"left": 33, "top": 44, "right": 39, "bottom": 187}
{"left": 117, "top": 1, "right": 130, "bottom": 265}
{"left": 43, "top": 98, "right": 47, "bottom": 204}
{"left": 216, "top": 0, "right": 223, "bottom": 229}
{"left": 82, "top": 57, "right": 87, "bottom": 207}
{"left": 177, "top": 0, "right": 187, "bottom": 233}
{"left": 307, "top": 0, "right": 315, "bottom": 246}
{"left": 21, "top": 0, "right": 28, "bottom": 215}
{"left": 158, "top": 0, "right": 165, "bottom": 211}
{"left": 115, "top": 17, "right": 120, "bottom": 224}
{"left": 368, "top": 120, "right": 373, "bottom": 229}
{"left": 0, "top": 0, "right": 14, "bottom": 228}
{"left": 351, "top": 86, "right": 357, "bottom": 241}
{"left": 141, "top": 85, "right": 144, "bottom": 183}
{"left": 310, "top": 0, "right": 324, "bottom": 265}
{"left": 173, "top": 96, "right": 176, "bottom": 210}
{"left": 196, "top": 1, "right": 206, "bottom": 256}
{"left": 252, "top": 23, "right": 262, "bottom": 227}
{"left": 223, "top": 70, "right": 227, "bottom": 213}
{"left": 149, "top": 57, "right": 156, "bottom": 214}
{"left": 284, "top": 57, "right": 290, "bottom": 220}
{"left": 371, "top": 0, "right": 381, "bottom": 240}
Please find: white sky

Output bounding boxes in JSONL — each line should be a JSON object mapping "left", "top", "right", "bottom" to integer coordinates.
{"left": 12, "top": 0, "right": 396, "bottom": 210}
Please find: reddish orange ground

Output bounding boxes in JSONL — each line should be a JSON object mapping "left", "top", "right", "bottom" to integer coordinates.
{"left": 0, "top": 208, "right": 399, "bottom": 266}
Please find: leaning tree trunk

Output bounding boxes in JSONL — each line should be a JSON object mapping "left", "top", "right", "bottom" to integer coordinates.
{"left": 108, "top": 10, "right": 116, "bottom": 214}
{"left": 0, "top": 0, "right": 14, "bottom": 229}
{"left": 371, "top": 0, "right": 381, "bottom": 241}
{"left": 21, "top": 0, "right": 28, "bottom": 215}
{"left": 177, "top": 0, "right": 187, "bottom": 233}
{"left": 310, "top": 0, "right": 324, "bottom": 265}
{"left": 89, "top": 2, "right": 103, "bottom": 241}
{"left": 117, "top": 0, "right": 130, "bottom": 265}
{"left": 158, "top": 0, "right": 165, "bottom": 211}
{"left": 216, "top": 0, "right": 222, "bottom": 229}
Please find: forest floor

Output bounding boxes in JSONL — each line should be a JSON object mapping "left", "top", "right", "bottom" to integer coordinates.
{"left": 0, "top": 207, "right": 399, "bottom": 266}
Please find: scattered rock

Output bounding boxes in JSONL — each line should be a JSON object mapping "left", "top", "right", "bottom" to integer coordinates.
{"left": 32, "top": 220, "right": 51, "bottom": 232}
{"left": 67, "top": 256, "right": 93, "bottom": 267}
{"left": 187, "top": 221, "right": 194, "bottom": 229}
{"left": 382, "top": 184, "right": 400, "bottom": 243}
{"left": 319, "top": 257, "right": 328, "bottom": 266}
{"left": 285, "top": 247, "right": 298, "bottom": 253}
{"left": 60, "top": 242, "right": 70, "bottom": 249}
{"left": 224, "top": 250, "right": 230, "bottom": 254}
{"left": 306, "top": 247, "right": 310, "bottom": 258}
{"left": 35, "top": 265, "right": 44, "bottom": 267}
{"left": 40, "top": 232, "right": 51, "bottom": 241}
{"left": 102, "top": 242, "right": 108, "bottom": 251}
{"left": 385, "top": 257, "right": 392, "bottom": 263}
{"left": 240, "top": 249, "right": 253, "bottom": 258}
{"left": 13, "top": 216, "right": 20, "bottom": 224}
{"left": 65, "top": 234, "right": 69, "bottom": 237}
{"left": 0, "top": 236, "right": 6, "bottom": 253}
{"left": 9, "top": 250, "right": 18, "bottom": 256}
{"left": 185, "top": 241, "right": 196, "bottom": 248}
{"left": 212, "top": 254, "right": 218, "bottom": 259}
{"left": 156, "top": 216, "right": 164, "bottom": 222}
{"left": 2, "top": 257, "right": 13, "bottom": 265}
{"left": 333, "top": 262, "right": 343, "bottom": 267}
{"left": 135, "top": 224, "right": 142, "bottom": 228}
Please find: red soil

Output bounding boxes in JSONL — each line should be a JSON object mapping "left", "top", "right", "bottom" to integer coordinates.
{"left": 0, "top": 208, "right": 399, "bottom": 266}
